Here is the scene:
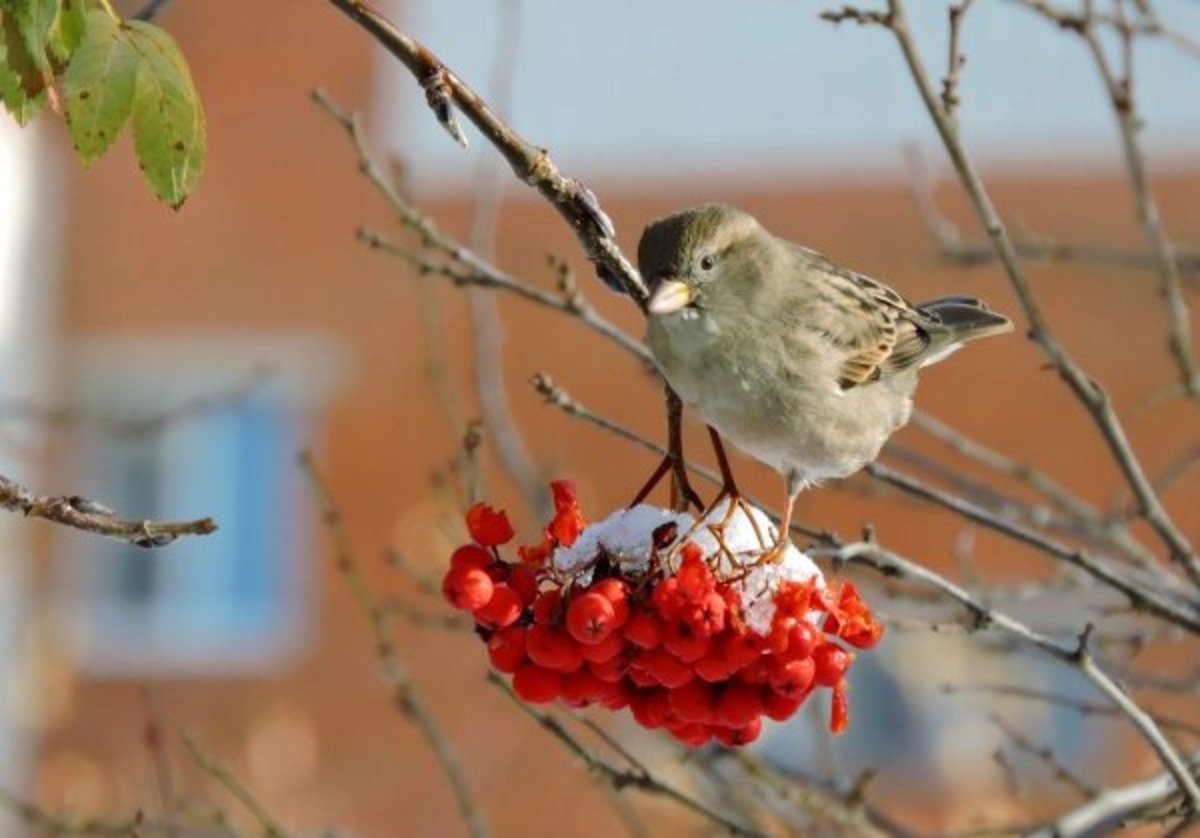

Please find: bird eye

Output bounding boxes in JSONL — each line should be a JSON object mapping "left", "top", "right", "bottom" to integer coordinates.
{"left": 699, "top": 255, "right": 715, "bottom": 272}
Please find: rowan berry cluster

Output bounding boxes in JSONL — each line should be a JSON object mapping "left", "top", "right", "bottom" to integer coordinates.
{"left": 441, "top": 481, "right": 882, "bottom": 747}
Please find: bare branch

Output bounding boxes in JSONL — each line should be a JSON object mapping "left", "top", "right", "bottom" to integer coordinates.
{"left": 867, "top": 463, "right": 1200, "bottom": 634}
{"left": 487, "top": 672, "right": 764, "bottom": 837}
{"left": 312, "top": 89, "right": 650, "bottom": 368}
{"left": 183, "top": 734, "right": 291, "bottom": 838}
{"left": 1014, "top": 0, "right": 1200, "bottom": 398}
{"left": 299, "top": 452, "right": 490, "bottom": 838}
{"left": 820, "top": 537, "right": 1200, "bottom": 808}
{"left": 464, "top": 0, "right": 552, "bottom": 519}
{"left": 941, "top": 0, "right": 975, "bottom": 118}
{"left": 1030, "top": 754, "right": 1197, "bottom": 837}
{"left": 324, "top": 0, "right": 648, "bottom": 303}
{"left": 944, "top": 681, "right": 1200, "bottom": 738}
{"left": 830, "top": 0, "right": 1200, "bottom": 583}
{"left": 0, "top": 473, "right": 216, "bottom": 547}
{"left": 991, "top": 713, "right": 1098, "bottom": 799}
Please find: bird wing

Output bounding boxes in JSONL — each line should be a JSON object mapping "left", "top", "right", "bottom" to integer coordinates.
{"left": 791, "top": 247, "right": 932, "bottom": 390}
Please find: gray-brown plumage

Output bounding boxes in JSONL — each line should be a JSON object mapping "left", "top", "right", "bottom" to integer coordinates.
{"left": 640, "top": 203, "right": 1012, "bottom": 546}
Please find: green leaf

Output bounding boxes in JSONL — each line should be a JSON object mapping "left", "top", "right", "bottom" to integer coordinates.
{"left": 0, "top": 8, "right": 46, "bottom": 124}
{"left": 126, "top": 20, "right": 204, "bottom": 208}
{"left": 13, "top": 0, "right": 57, "bottom": 71}
{"left": 49, "top": 0, "right": 89, "bottom": 65}
{"left": 64, "top": 9, "right": 137, "bottom": 162}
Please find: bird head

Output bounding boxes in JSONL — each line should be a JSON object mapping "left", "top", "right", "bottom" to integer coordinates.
{"left": 638, "top": 204, "right": 767, "bottom": 317}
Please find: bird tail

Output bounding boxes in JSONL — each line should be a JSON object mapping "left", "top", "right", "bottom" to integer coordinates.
{"left": 913, "top": 295, "right": 1014, "bottom": 367}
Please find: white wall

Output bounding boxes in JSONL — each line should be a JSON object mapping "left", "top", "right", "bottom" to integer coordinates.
{"left": 0, "top": 117, "right": 65, "bottom": 832}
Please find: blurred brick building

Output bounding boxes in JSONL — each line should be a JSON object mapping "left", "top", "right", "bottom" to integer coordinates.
{"left": 0, "top": 0, "right": 1196, "bottom": 834}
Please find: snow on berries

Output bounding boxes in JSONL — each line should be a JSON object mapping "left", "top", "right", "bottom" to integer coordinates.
{"left": 440, "top": 480, "right": 883, "bottom": 747}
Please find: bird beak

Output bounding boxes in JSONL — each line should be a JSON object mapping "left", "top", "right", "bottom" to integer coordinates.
{"left": 647, "top": 279, "right": 694, "bottom": 316}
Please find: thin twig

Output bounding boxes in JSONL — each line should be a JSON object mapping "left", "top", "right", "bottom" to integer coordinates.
{"left": 487, "top": 672, "right": 763, "bottom": 837}
{"left": 312, "top": 90, "right": 651, "bottom": 367}
{"left": 991, "top": 713, "right": 1100, "bottom": 799}
{"left": 0, "top": 473, "right": 216, "bottom": 547}
{"left": 909, "top": 410, "right": 1159, "bottom": 568}
{"left": 324, "top": 0, "right": 648, "bottom": 304}
{"left": 183, "top": 734, "right": 290, "bottom": 838}
{"left": 866, "top": 463, "right": 1200, "bottom": 634}
{"left": 904, "top": 145, "right": 1200, "bottom": 284}
{"left": 825, "top": 0, "right": 1200, "bottom": 585}
{"left": 1028, "top": 752, "right": 1198, "bottom": 837}
{"left": 818, "top": 537, "right": 1200, "bottom": 808}
{"left": 299, "top": 451, "right": 490, "bottom": 838}
{"left": 464, "top": 0, "right": 551, "bottom": 519}
{"left": 943, "top": 681, "right": 1200, "bottom": 738}
{"left": 1014, "top": 0, "right": 1199, "bottom": 398}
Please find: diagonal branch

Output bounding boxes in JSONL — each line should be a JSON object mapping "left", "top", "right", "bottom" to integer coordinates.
{"left": 325, "top": 0, "right": 648, "bottom": 305}
{"left": 0, "top": 473, "right": 216, "bottom": 547}
{"left": 824, "top": 0, "right": 1200, "bottom": 584}
{"left": 1014, "top": 0, "right": 1199, "bottom": 398}
{"left": 299, "top": 452, "right": 490, "bottom": 838}
{"left": 820, "top": 538, "right": 1200, "bottom": 809}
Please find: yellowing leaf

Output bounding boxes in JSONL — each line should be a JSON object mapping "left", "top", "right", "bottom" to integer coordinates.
{"left": 64, "top": 9, "right": 137, "bottom": 162}
{"left": 0, "top": 7, "right": 46, "bottom": 124}
{"left": 126, "top": 20, "right": 204, "bottom": 208}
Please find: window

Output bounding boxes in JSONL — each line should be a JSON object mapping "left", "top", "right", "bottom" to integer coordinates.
{"left": 54, "top": 336, "right": 348, "bottom": 677}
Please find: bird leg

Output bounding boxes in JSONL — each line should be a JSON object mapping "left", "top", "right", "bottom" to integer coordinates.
{"left": 759, "top": 472, "right": 802, "bottom": 565}
{"left": 629, "top": 454, "right": 702, "bottom": 511}
{"left": 701, "top": 427, "right": 769, "bottom": 550}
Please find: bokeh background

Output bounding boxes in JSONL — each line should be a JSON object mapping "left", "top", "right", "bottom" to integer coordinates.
{"left": 1, "top": 0, "right": 1198, "bottom": 834}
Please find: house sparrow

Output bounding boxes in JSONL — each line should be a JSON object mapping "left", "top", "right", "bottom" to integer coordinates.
{"left": 640, "top": 203, "right": 1012, "bottom": 553}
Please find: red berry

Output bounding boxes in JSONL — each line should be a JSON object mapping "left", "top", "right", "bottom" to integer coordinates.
{"left": 663, "top": 620, "right": 711, "bottom": 663}
{"left": 466, "top": 503, "right": 514, "bottom": 546}
{"left": 507, "top": 565, "right": 539, "bottom": 604}
{"left": 512, "top": 663, "right": 561, "bottom": 704}
{"left": 527, "top": 625, "right": 581, "bottom": 672}
{"left": 677, "top": 551, "right": 714, "bottom": 602}
{"left": 642, "top": 649, "right": 695, "bottom": 689}
{"left": 566, "top": 592, "right": 618, "bottom": 645}
{"left": 669, "top": 723, "right": 713, "bottom": 747}
{"left": 561, "top": 668, "right": 608, "bottom": 707}
{"left": 716, "top": 682, "right": 763, "bottom": 728}
{"left": 441, "top": 566, "right": 494, "bottom": 611}
{"left": 651, "top": 577, "right": 683, "bottom": 621}
{"left": 769, "top": 657, "right": 815, "bottom": 699}
{"left": 762, "top": 689, "right": 804, "bottom": 722}
{"left": 682, "top": 591, "right": 727, "bottom": 637}
{"left": 735, "top": 657, "right": 771, "bottom": 685}
{"left": 695, "top": 646, "right": 735, "bottom": 683}
{"left": 628, "top": 666, "right": 659, "bottom": 688}
{"left": 579, "top": 629, "right": 626, "bottom": 664}
{"left": 450, "top": 544, "right": 493, "bottom": 571}
{"left": 720, "top": 633, "right": 761, "bottom": 670}
{"left": 589, "top": 578, "right": 631, "bottom": 628}
{"left": 831, "top": 682, "right": 849, "bottom": 734}
{"left": 532, "top": 589, "right": 562, "bottom": 625}
{"left": 595, "top": 679, "right": 630, "bottom": 710}
{"left": 814, "top": 643, "right": 852, "bottom": 687}
{"left": 624, "top": 610, "right": 664, "bottom": 649}
{"left": 473, "top": 584, "right": 523, "bottom": 628}
{"left": 767, "top": 615, "right": 797, "bottom": 654}
{"left": 486, "top": 626, "right": 527, "bottom": 674}
{"left": 782, "top": 620, "right": 818, "bottom": 660}
{"left": 629, "top": 689, "right": 660, "bottom": 728}
{"left": 714, "top": 717, "right": 762, "bottom": 747}
{"left": 669, "top": 680, "right": 716, "bottom": 724}
{"left": 589, "top": 655, "right": 627, "bottom": 683}
{"left": 644, "top": 689, "right": 677, "bottom": 728}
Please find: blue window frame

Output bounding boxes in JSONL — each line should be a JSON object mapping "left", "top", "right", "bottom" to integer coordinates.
{"left": 55, "top": 339, "right": 345, "bottom": 677}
